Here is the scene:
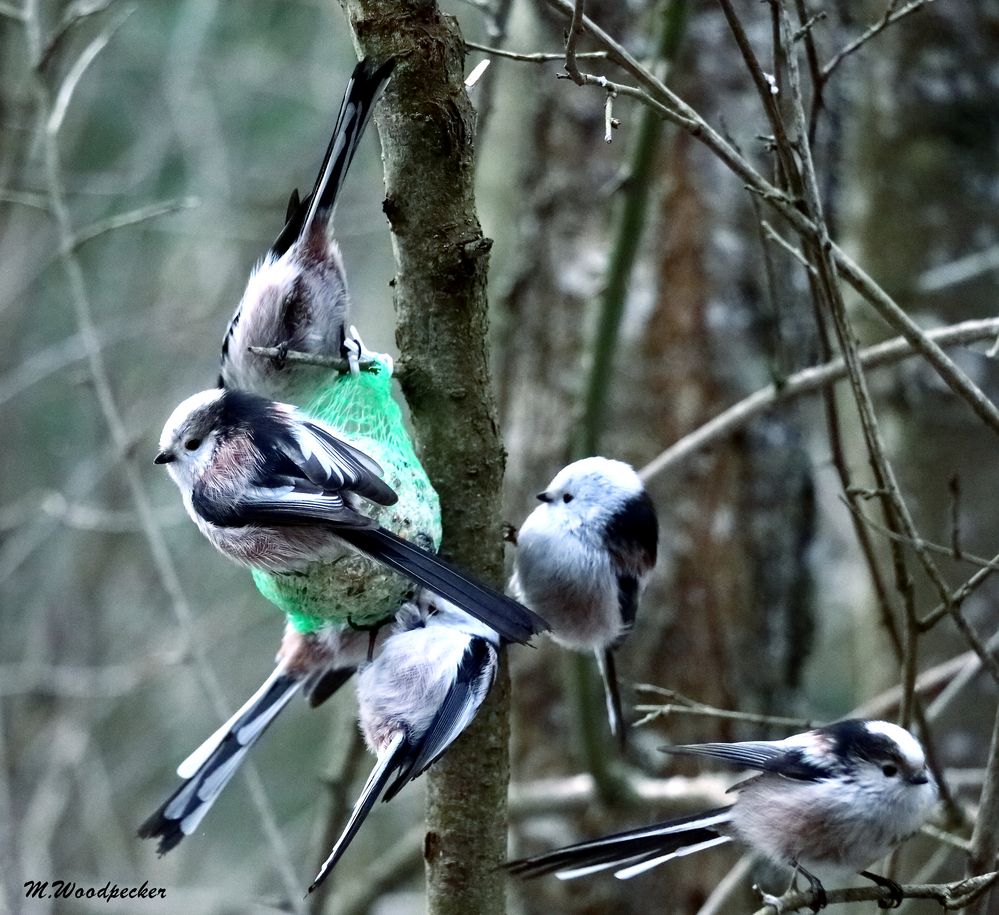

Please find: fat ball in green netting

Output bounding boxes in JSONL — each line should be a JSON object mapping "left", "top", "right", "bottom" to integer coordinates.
{"left": 252, "top": 353, "right": 443, "bottom": 633}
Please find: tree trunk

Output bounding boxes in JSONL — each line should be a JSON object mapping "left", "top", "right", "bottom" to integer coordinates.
{"left": 338, "top": 2, "right": 510, "bottom": 913}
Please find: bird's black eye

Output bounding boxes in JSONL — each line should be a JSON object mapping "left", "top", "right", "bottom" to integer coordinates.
{"left": 562, "top": 493, "right": 574, "bottom": 503}
{"left": 184, "top": 438, "right": 202, "bottom": 451}
{"left": 882, "top": 764, "right": 898, "bottom": 777}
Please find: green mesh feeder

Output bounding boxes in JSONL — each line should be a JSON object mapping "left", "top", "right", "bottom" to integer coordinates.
{"left": 251, "top": 358, "right": 442, "bottom": 633}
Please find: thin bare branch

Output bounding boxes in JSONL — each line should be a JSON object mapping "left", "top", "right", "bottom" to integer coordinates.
{"left": 750, "top": 872, "right": 997, "bottom": 914}
{"left": 70, "top": 196, "right": 200, "bottom": 249}
{"left": 545, "top": 0, "right": 999, "bottom": 438}
{"left": 822, "top": 0, "right": 935, "bottom": 83}
{"left": 918, "top": 244, "right": 999, "bottom": 294}
{"left": 510, "top": 773, "right": 731, "bottom": 819}
{"left": 563, "top": 0, "right": 586, "bottom": 85}
{"left": 966, "top": 706, "right": 999, "bottom": 914}
{"left": 0, "top": 188, "right": 50, "bottom": 211}
{"left": 247, "top": 344, "right": 388, "bottom": 377}
{"left": 45, "top": 6, "right": 134, "bottom": 135}
{"left": 640, "top": 317, "right": 999, "bottom": 482}
{"left": 37, "top": 0, "right": 118, "bottom": 71}
{"left": 632, "top": 685, "right": 814, "bottom": 730}
{"left": 465, "top": 40, "right": 607, "bottom": 63}
{"left": 19, "top": 0, "right": 304, "bottom": 902}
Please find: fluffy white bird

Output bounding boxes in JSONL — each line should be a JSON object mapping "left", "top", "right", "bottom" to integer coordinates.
{"left": 154, "top": 387, "right": 548, "bottom": 644}
{"left": 219, "top": 57, "right": 395, "bottom": 401}
{"left": 511, "top": 457, "right": 658, "bottom": 744}
{"left": 508, "top": 719, "right": 938, "bottom": 908}
{"left": 308, "top": 593, "right": 500, "bottom": 893}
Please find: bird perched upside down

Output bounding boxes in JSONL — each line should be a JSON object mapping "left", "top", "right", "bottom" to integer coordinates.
{"left": 219, "top": 57, "right": 396, "bottom": 403}
{"left": 508, "top": 719, "right": 938, "bottom": 910}
{"left": 510, "top": 457, "right": 658, "bottom": 746}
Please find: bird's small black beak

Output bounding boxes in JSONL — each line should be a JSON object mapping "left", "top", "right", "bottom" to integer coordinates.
{"left": 536, "top": 492, "right": 552, "bottom": 503}
{"left": 154, "top": 450, "right": 175, "bottom": 465}
{"left": 909, "top": 771, "right": 930, "bottom": 785}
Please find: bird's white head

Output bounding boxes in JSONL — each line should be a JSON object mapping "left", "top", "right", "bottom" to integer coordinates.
{"left": 535, "top": 457, "right": 644, "bottom": 522}
{"left": 155, "top": 388, "right": 227, "bottom": 489}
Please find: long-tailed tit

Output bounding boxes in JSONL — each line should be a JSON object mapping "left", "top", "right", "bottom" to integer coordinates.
{"left": 508, "top": 719, "right": 937, "bottom": 906}
{"left": 219, "top": 58, "right": 395, "bottom": 401}
{"left": 308, "top": 592, "right": 500, "bottom": 893}
{"left": 138, "top": 623, "right": 379, "bottom": 854}
{"left": 155, "top": 387, "right": 547, "bottom": 644}
{"left": 510, "top": 458, "right": 658, "bottom": 744}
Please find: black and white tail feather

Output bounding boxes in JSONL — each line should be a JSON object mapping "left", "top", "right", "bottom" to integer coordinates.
{"left": 507, "top": 808, "right": 733, "bottom": 881}
{"left": 268, "top": 57, "right": 395, "bottom": 261}
{"left": 336, "top": 526, "right": 545, "bottom": 645}
{"left": 594, "top": 647, "right": 626, "bottom": 750}
{"left": 138, "top": 660, "right": 353, "bottom": 854}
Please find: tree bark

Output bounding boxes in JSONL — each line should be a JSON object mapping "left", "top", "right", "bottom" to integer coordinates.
{"left": 338, "top": 3, "right": 509, "bottom": 913}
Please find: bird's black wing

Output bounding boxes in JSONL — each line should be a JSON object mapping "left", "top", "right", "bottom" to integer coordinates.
{"left": 604, "top": 490, "right": 659, "bottom": 579}
{"left": 290, "top": 418, "right": 398, "bottom": 506}
{"left": 661, "top": 740, "right": 829, "bottom": 781}
{"left": 383, "top": 636, "right": 498, "bottom": 800}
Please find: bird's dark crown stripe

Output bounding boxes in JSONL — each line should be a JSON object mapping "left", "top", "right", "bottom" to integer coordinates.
{"left": 820, "top": 719, "right": 902, "bottom": 764}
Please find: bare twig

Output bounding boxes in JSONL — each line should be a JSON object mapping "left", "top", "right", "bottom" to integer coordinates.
{"left": 840, "top": 499, "right": 999, "bottom": 684}
{"left": 509, "top": 773, "right": 731, "bottom": 818}
{"left": 46, "top": 5, "right": 134, "bottom": 135}
{"left": 544, "top": 0, "right": 999, "bottom": 437}
{"left": 855, "top": 637, "right": 999, "bottom": 722}
{"left": 761, "top": 220, "right": 817, "bottom": 276}
{"left": 37, "top": 0, "right": 118, "bottom": 71}
{"left": 822, "top": 0, "right": 935, "bottom": 83}
{"left": 696, "top": 855, "right": 756, "bottom": 915}
{"left": 750, "top": 872, "right": 997, "bottom": 914}
{"left": 632, "top": 685, "right": 814, "bottom": 730}
{"left": 70, "top": 196, "right": 199, "bottom": 249}
{"left": 966, "top": 706, "right": 999, "bottom": 914}
{"left": 563, "top": 0, "right": 586, "bottom": 85}
{"left": 640, "top": 317, "right": 999, "bottom": 481}
{"left": 465, "top": 40, "right": 607, "bottom": 63}
{"left": 603, "top": 87, "right": 617, "bottom": 143}
{"left": 246, "top": 344, "right": 396, "bottom": 378}
{"left": 0, "top": 188, "right": 50, "bottom": 211}
{"left": 0, "top": 660, "right": 162, "bottom": 698}
{"left": 918, "top": 244, "right": 999, "bottom": 294}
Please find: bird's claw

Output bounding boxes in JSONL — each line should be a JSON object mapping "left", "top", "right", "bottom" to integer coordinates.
{"left": 860, "top": 871, "right": 904, "bottom": 909}
{"left": 344, "top": 325, "right": 393, "bottom": 377}
{"left": 755, "top": 888, "right": 785, "bottom": 913}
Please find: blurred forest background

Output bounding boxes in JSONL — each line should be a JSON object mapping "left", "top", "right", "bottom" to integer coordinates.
{"left": 1, "top": 0, "right": 998, "bottom": 913}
